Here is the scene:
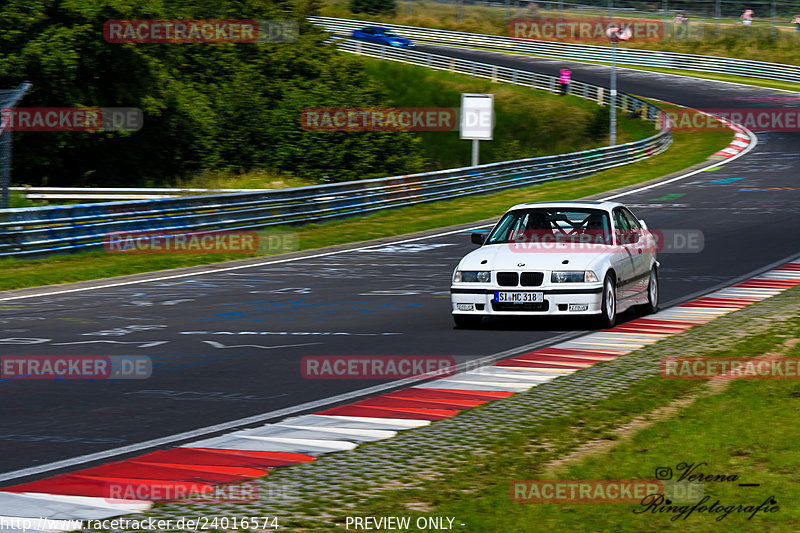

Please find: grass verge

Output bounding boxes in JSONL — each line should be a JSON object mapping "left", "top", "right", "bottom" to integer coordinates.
{"left": 311, "top": 285, "right": 800, "bottom": 532}
{"left": 362, "top": 58, "right": 653, "bottom": 169}
{"left": 0, "top": 111, "right": 730, "bottom": 292}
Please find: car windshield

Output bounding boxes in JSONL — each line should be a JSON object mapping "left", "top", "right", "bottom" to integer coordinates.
{"left": 379, "top": 30, "right": 400, "bottom": 37}
{"left": 485, "top": 208, "right": 613, "bottom": 245}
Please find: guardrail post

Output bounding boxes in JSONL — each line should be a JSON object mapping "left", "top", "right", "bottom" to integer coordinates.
{"left": 511, "top": 70, "right": 517, "bottom": 85}
{"left": 450, "top": 58, "right": 455, "bottom": 72}
{"left": 597, "top": 87, "right": 604, "bottom": 105}
{"left": 549, "top": 78, "right": 556, "bottom": 93}
{"left": 355, "top": 41, "right": 361, "bottom": 55}
{"left": 491, "top": 66, "right": 498, "bottom": 83}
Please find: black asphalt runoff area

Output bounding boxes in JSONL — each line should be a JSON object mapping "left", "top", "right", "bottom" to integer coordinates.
{"left": 1, "top": 47, "right": 799, "bottom": 481}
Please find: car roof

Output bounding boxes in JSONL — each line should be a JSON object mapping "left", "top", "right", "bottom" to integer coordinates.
{"left": 363, "top": 26, "right": 388, "bottom": 31}
{"left": 505, "top": 200, "right": 624, "bottom": 212}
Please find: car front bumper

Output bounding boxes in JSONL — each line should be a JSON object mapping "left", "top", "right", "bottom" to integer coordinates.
{"left": 450, "top": 285, "right": 604, "bottom": 316}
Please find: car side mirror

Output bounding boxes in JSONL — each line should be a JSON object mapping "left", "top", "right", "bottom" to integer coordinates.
{"left": 622, "top": 231, "right": 643, "bottom": 244}
{"left": 471, "top": 232, "right": 487, "bottom": 245}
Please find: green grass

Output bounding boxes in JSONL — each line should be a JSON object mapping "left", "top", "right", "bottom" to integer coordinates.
{"left": 172, "top": 168, "right": 318, "bottom": 191}
{"left": 7, "top": 191, "right": 41, "bottom": 208}
{"left": 309, "top": 288, "right": 800, "bottom": 532}
{"left": 362, "top": 58, "right": 653, "bottom": 170}
{"left": 0, "top": 109, "right": 730, "bottom": 292}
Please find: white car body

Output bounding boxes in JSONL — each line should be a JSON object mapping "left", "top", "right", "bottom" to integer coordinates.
{"left": 450, "top": 201, "right": 659, "bottom": 327}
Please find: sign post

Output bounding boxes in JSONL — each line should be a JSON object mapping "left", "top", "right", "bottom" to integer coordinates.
{"left": 460, "top": 93, "right": 494, "bottom": 166}
{"left": 0, "top": 82, "right": 32, "bottom": 209}
{"left": 606, "top": 13, "right": 631, "bottom": 147}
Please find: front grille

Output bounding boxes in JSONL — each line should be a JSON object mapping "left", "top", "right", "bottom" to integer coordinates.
{"left": 496, "top": 272, "right": 519, "bottom": 286}
{"left": 492, "top": 300, "right": 550, "bottom": 312}
{"left": 520, "top": 272, "right": 544, "bottom": 286}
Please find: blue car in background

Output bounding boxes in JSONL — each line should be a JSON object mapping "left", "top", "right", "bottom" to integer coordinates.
{"left": 351, "top": 26, "right": 415, "bottom": 48}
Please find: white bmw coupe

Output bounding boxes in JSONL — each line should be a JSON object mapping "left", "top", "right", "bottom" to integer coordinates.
{"left": 451, "top": 201, "right": 659, "bottom": 328}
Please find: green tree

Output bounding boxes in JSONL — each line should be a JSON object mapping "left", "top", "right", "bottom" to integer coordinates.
{"left": 0, "top": 0, "right": 422, "bottom": 186}
{"left": 349, "top": 0, "right": 396, "bottom": 16}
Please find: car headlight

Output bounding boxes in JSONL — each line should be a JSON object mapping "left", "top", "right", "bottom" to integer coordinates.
{"left": 454, "top": 271, "right": 491, "bottom": 283}
{"left": 551, "top": 271, "right": 599, "bottom": 283}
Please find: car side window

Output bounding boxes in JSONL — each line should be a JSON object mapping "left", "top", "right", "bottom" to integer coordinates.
{"left": 622, "top": 208, "right": 642, "bottom": 230}
{"left": 613, "top": 208, "right": 628, "bottom": 231}
{"left": 613, "top": 208, "right": 629, "bottom": 245}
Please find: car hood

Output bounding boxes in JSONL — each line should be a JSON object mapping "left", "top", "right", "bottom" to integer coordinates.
{"left": 386, "top": 37, "right": 411, "bottom": 44}
{"left": 457, "top": 243, "right": 610, "bottom": 271}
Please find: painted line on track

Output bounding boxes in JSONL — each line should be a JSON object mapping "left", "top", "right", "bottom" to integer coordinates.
{"left": 0, "top": 332, "right": 582, "bottom": 484}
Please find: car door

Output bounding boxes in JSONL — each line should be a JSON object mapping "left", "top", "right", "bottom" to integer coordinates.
{"left": 360, "top": 28, "right": 377, "bottom": 44}
{"left": 611, "top": 208, "right": 635, "bottom": 301}
{"left": 373, "top": 29, "right": 388, "bottom": 44}
{"left": 622, "top": 207, "right": 651, "bottom": 297}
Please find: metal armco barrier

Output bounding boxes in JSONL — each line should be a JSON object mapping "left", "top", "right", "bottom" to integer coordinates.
{"left": 0, "top": 39, "right": 670, "bottom": 258}
{"left": 311, "top": 16, "right": 800, "bottom": 85}
{"left": 9, "top": 187, "right": 273, "bottom": 201}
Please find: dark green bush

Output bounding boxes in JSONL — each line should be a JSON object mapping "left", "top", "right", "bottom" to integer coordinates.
{"left": 349, "top": 0, "right": 396, "bottom": 16}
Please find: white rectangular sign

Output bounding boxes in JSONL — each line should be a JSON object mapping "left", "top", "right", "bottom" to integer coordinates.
{"left": 460, "top": 93, "right": 494, "bottom": 140}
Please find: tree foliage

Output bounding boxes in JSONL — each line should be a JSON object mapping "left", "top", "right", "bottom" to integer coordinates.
{"left": 0, "top": 0, "right": 423, "bottom": 186}
{"left": 349, "top": 0, "right": 396, "bottom": 16}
